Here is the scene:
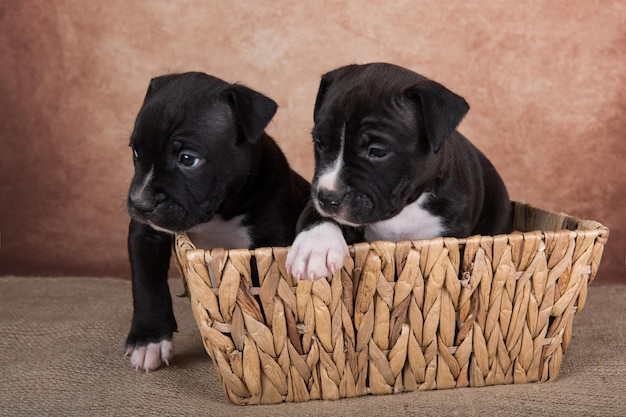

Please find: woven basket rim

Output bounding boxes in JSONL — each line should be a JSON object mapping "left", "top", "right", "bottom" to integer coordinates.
{"left": 174, "top": 201, "right": 609, "bottom": 255}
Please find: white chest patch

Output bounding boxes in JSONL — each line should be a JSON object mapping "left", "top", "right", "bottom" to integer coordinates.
{"left": 186, "top": 215, "right": 252, "bottom": 250}
{"left": 364, "top": 193, "right": 444, "bottom": 242}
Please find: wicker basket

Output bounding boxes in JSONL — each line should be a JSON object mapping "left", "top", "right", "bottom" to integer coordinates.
{"left": 174, "top": 202, "right": 608, "bottom": 405}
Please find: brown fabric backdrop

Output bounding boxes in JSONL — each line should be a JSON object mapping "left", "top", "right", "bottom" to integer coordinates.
{"left": 0, "top": 1, "right": 624, "bottom": 283}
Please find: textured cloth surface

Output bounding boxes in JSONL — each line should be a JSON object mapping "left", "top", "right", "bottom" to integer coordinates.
{"left": 1, "top": 276, "right": 624, "bottom": 416}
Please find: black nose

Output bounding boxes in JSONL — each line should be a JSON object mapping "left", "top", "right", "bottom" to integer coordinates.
{"left": 129, "top": 197, "right": 156, "bottom": 215}
{"left": 317, "top": 189, "right": 344, "bottom": 213}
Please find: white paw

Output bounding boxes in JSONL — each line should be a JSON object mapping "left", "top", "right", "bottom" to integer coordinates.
{"left": 286, "top": 222, "right": 349, "bottom": 280}
{"left": 126, "top": 340, "right": 174, "bottom": 372}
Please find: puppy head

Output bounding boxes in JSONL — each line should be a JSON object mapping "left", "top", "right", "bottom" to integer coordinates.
{"left": 310, "top": 63, "right": 469, "bottom": 226}
{"left": 127, "top": 72, "right": 277, "bottom": 232}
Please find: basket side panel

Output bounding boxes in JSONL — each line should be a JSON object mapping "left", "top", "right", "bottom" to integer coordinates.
{"left": 175, "top": 200, "right": 609, "bottom": 404}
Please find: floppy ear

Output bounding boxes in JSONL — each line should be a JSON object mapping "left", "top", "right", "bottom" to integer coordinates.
{"left": 224, "top": 84, "right": 278, "bottom": 143}
{"left": 405, "top": 80, "right": 469, "bottom": 153}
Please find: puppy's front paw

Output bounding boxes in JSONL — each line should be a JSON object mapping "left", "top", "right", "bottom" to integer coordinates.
{"left": 125, "top": 339, "right": 174, "bottom": 372}
{"left": 286, "top": 222, "right": 349, "bottom": 280}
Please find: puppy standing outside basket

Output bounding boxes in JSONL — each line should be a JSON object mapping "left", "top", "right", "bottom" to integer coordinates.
{"left": 125, "top": 72, "right": 310, "bottom": 372}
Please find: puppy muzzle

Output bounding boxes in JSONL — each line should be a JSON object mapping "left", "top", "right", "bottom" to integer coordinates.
{"left": 317, "top": 189, "right": 344, "bottom": 213}
{"left": 314, "top": 187, "right": 372, "bottom": 227}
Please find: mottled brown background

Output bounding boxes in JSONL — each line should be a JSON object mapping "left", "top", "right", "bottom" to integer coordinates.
{"left": 0, "top": 1, "right": 624, "bottom": 283}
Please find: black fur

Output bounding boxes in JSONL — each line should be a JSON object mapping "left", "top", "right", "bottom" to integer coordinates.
{"left": 300, "top": 62, "right": 511, "bottom": 241}
{"left": 126, "top": 72, "right": 310, "bottom": 367}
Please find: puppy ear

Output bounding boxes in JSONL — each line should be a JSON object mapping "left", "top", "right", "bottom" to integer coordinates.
{"left": 225, "top": 85, "right": 278, "bottom": 143}
{"left": 405, "top": 80, "right": 469, "bottom": 153}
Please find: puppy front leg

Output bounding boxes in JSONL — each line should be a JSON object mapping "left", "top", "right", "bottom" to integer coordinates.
{"left": 125, "top": 219, "right": 177, "bottom": 372}
{"left": 287, "top": 221, "right": 348, "bottom": 280}
{"left": 286, "top": 203, "right": 353, "bottom": 280}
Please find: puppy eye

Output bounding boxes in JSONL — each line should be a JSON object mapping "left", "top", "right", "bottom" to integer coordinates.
{"left": 368, "top": 146, "right": 389, "bottom": 159}
{"left": 178, "top": 153, "right": 200, "bottom": 168}
{"left": 131, "top": 147, "right": 139, "bottom": 159}
{"left": 313, "top": 137, "right": 329, "bottom": 152}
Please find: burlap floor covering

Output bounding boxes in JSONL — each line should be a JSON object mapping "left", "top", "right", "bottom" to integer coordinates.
{"left": 1, "top": 276, "right": 624, "bottom": 417}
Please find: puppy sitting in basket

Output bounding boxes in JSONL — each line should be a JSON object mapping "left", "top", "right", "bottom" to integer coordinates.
{"left": 286, "top": 63, "right": 512, "bottom": 280}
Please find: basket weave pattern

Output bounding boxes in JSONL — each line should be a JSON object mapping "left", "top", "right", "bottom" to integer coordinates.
{"left": 174, "top": 202, "right": 608, "bottom": 405}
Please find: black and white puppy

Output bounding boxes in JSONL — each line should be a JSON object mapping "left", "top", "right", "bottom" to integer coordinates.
{"left": 126, "top": 72, "right": 310, "bottom": 371}
{"left": 286, "top": 63, "right": 511, "bottom": 280}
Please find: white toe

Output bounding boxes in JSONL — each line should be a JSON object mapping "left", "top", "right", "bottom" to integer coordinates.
{"left": 128, "top": 340, "right": 174, "bottom": 372}
{"left": 287, "top": 222, "right": 348, "bottom": 280}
